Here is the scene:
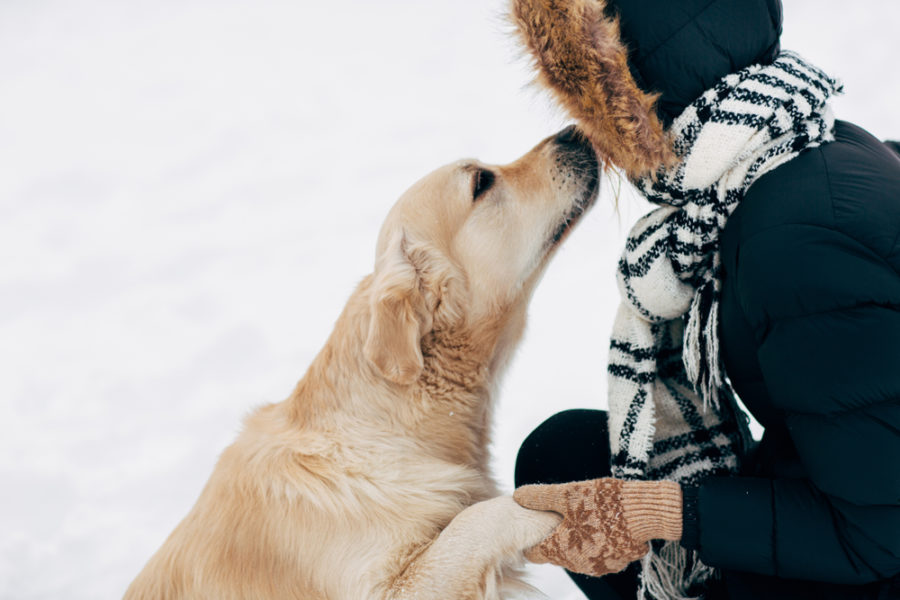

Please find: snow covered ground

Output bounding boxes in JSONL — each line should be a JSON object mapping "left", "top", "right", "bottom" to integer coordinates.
{"left": 1, "top": 1, "right": 898, "bottom": 598}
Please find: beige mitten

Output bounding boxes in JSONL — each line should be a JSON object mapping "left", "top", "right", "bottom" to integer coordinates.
{"left": 513, "top": 478, "right": 682, "bottom": 577}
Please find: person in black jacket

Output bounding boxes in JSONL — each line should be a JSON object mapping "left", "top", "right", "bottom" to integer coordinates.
{"left": 509, "top": 1, "right": 900, "bottom": 599}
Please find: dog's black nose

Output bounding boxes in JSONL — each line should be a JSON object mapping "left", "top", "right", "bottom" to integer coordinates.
{"left": 554, "top": 124, "right": 581, "bottom": 144}
{"left": 553, "top": 124, "right": 595, "bottom": 162}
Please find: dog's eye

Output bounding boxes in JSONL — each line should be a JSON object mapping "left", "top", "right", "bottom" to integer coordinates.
{"left": 472, "top": 168, "right": 495, "bottom": 202}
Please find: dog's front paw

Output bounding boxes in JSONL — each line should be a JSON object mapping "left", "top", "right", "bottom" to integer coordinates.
{"left": 455, "top": 496, "right": 561, "bottom": 560}
{"left": 503, "top": 496, "right": 563, "bottom": 552}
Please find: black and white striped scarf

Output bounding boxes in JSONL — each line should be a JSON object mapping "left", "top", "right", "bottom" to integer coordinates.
{"left": 607, "top": 52, "right": 842, "bottom": 600}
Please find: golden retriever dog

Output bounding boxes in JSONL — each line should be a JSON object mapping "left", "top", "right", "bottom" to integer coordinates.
{"left": 125, "top": 126, "right": 599, "bottom": 600}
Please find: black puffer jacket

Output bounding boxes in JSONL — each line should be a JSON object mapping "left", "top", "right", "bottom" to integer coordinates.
{"left": 609, "top": 1, "right": 900, "bottom": 598}
{"left": 701, "top": 119, "right": 900, "bottom": 600}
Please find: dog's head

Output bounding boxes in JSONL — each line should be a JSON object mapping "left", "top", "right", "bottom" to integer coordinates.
{"left": 365, "top": 127, "right": 599, "bottom": 385}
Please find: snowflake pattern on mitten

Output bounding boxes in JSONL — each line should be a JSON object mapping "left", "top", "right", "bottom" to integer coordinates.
{"left": 514, "top": 479, "right": 651, "bottom": 577}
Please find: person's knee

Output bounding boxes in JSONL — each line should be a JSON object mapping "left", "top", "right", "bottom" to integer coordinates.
{"left": 515, "top": 409, "right": 610, "bottom": 487}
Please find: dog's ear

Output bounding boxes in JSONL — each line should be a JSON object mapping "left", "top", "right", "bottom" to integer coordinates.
{"left": 364, "top": 233, "right": 432, "bottom": 385}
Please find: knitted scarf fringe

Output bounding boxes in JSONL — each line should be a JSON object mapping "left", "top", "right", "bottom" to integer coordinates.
{"left": 640, "top": 542, "right": 715, "bottom": 600}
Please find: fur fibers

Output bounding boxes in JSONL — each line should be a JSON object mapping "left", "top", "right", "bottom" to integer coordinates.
{"left": 123, "top": 274, "right": 538, "bottom": 600}
{"left": 510, "top": 0, "right": 675, "bottom": 178}
{"left": 122, "top": 132, "right": 599, "bottom": 600}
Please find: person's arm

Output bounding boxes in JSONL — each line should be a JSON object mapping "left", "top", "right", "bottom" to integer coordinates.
{"left": 685, "top": 222, "right": 900, "bottom": 584}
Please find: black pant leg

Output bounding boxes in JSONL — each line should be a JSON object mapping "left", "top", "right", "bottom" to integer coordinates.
{"left": 515, "top": 409, "right": 641, "bottom": 600}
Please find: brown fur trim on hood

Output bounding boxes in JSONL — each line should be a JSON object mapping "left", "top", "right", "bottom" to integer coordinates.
{"left": 510, "top": 0, "right": 676, "bottom": 178}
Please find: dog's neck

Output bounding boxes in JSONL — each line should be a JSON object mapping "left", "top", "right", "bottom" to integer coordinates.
{"left": 287, "top": 285, "right": 522, "bottom": 474}
{"left": 410, "top": 322, "right": 502, "bottom": 470}
{"left": 419, "top": 323, "right": 497, "bottom": 404}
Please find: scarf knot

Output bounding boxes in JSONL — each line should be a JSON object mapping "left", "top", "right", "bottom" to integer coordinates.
{"left": 608, "top": 51, "right": 841, "bottom": 600}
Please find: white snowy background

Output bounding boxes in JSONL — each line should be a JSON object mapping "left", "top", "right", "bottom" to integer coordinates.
{"left": 1, "top": 1, "right": 898, "bottom": 598}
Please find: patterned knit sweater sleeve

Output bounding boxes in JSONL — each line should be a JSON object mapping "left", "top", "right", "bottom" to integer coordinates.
{"left": 682, "top": 129, "right": 900, "bottom": 584}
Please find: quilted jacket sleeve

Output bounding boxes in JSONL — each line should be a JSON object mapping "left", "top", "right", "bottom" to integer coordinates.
{"left": 687, "top": 222, "right": 900, "bottom": 584}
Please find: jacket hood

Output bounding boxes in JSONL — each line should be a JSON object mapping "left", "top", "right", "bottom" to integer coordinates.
{"left": 510, "top": 0, "right": 783, "bottom": 178}
{"left": 612, "top": 0, "right": 783, "bottom": 126}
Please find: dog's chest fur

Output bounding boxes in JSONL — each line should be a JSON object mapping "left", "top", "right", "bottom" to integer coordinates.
{"left": 242, "top": 323, "right": 507, "bottom": 597}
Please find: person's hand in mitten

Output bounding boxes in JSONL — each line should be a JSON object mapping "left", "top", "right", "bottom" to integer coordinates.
{"left": 513, "top": 478, "right": 682, "bottom": 578}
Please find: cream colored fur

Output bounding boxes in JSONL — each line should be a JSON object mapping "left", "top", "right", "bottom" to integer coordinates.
{"left": 124, "top": 130, "right": 598, "bottom": 600}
